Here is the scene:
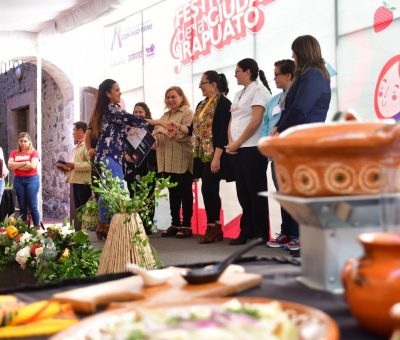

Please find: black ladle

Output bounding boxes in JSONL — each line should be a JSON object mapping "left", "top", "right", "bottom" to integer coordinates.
{"left": 181, "top": 238, "right": 264, "bottom": 284}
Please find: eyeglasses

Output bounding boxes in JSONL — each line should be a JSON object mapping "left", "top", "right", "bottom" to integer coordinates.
{"left": 235, "top": 69, "right": 242, "bottom": 75}
{"left": 199, "top": 81, "right": 211, "bottom": 85}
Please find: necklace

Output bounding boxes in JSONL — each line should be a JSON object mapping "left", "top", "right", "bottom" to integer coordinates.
{"left": 238, "top": 87, "right": 246, "bottom": 101}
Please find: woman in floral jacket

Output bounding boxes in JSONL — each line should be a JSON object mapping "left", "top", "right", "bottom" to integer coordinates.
{"left": 88, "top": 79, "right": 160, "bottom": 238}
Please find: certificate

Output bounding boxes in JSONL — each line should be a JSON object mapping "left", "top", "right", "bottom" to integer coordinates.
{"left": 124, "top": 126, "right": 156, "bottom": 168}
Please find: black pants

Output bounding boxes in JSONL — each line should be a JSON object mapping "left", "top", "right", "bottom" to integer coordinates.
{"left": 72, "top": 183, "right": 92, "bottom": 230}
{"left": 164, "top": 171, "right": 193, "bottom": 227}
{"left": 234, "top": 147, "right": 269, "bottom": 241}
{"left": 271, "top": 161, "right": 299, "bottom": 238}
{"left": 198, "top": 161, "right": 221, "bottom": 224}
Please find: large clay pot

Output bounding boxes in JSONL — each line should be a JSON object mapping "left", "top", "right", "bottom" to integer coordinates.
{"left": 258, "top": 121, "right": 400, "bottom": 197}
{"left": 342, "top": 232, "right": 400, "bottom": 336}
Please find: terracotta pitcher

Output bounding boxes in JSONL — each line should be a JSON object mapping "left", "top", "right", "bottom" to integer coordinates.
{"left": 342, "top": 232, "right": 400, "bottom": 336}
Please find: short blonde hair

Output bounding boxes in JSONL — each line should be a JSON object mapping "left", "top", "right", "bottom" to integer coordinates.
{"left": 164, "top": 86, "right": 190, "bottom": 110}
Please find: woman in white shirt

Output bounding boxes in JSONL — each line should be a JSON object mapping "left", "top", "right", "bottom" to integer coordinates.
{"left": 226, "top": 58, "right": 272, "bottom": 245}
{"left": 0, "top": 146, "right": 9, "bottom": 203}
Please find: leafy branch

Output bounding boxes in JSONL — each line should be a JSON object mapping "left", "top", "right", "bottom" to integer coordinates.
{"left": 87, "top": 161, "right": 176, "bottom": 232}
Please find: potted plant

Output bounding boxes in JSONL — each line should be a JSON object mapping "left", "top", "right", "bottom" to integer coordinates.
{"left": 86, "top": 163, "right": 175, "bottom": 274}
{"left": 77, "top": 198, "right": 100, "bottom": 231}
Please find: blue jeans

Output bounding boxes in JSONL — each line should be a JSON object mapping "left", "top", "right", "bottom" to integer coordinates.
{"left": 13, "top": 175, "right": 40, "bottom": 226}
{"left": 98, "top": 157, "right": 124, "bottom": 223}
{"left": 0, "top": 179, "right": 4, "bottom": 204}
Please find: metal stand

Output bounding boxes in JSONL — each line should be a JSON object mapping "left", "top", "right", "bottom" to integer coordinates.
{"left": 265, "top": 193, "right": 382, "bottom": 293}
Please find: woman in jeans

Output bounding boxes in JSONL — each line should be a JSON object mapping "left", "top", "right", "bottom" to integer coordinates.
{"left": 8, "top": 132, "right": 40, "bottom": 226}
{"left": 89, "top": 79, "right": 151, "bottom": 239}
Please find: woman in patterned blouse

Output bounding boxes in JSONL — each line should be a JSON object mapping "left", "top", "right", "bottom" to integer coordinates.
{"left": 192, "top": 71, "right": 234, "bottom": 244}
{"left": 154, "top": 86, "right": 194, "bottom": 239}
{"left": 89, "top": 79, "right": 158, "bottom": 238}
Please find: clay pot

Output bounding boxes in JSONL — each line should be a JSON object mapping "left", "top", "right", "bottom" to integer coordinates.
{"left": 258, "top": 121, "right": 400, "bottom": 197}
{"left": 342, "top": 232, "right": 400, "bottom": 336}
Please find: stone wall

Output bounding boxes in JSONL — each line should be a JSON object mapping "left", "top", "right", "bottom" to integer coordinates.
{"left": 41, "top": 69, "right": 73, "bottom": 219}
{"left": 0, "top": 62, "right": 73, "bottom": 219}
{"left": 0, "top": 63, "right": 37, "bottom": 153}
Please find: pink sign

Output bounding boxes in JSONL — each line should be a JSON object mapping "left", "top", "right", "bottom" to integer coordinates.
{"left": 170, "top": 0, "right": 275, "bottom": 73}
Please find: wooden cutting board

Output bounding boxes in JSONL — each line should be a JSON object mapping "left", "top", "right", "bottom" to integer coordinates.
{"left": 52, "top": 266, "right": 262, "bottom": 313}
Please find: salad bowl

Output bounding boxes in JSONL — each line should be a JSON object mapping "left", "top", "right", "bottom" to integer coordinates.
{"left": 52, "top": 297, "right": 339, "bottom": 340}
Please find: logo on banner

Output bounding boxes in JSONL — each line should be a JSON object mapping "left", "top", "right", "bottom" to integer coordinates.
{"left": 170, "top": 0, "right": 275, "bottom": 73}
{"left": 146, "top": 44, "right": 156, "bottom": 57}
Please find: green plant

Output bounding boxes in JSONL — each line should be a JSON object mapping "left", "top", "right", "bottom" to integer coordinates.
{"left": 0, "top": 215, "right": 101, "bottom": 283}
{"left": 5, "top": 177, "right": 12, "bottom": 189}
{"left": 77, "top": 197, "right": 100, "bottom": 231}
{"left": 90, "top": 162, "right": 176, "bottom": 268}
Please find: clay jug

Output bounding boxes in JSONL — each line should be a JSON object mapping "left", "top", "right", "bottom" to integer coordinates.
{"left": 342, "top": 232, "right": 400, "bottom": 336}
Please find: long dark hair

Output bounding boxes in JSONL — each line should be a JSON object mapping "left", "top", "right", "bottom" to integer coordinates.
{"left": 237, "top": 58, "right": 272, "bottom": 94}
{"left": 291, "top": 35, "right": 330, "bottom": 80}
{"left": 89, "top": 79, "right": 116, "bottom": 138}
{"left": 134, "top": 102, "right": 152, "bottom": 119}
{"left": 203, "top": 70, "right": 229, "bottom": 95}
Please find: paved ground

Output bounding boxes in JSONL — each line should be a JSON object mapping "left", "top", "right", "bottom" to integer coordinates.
{"left": 87, "top": 230, "right": 288, "bottom": 267}
{"left": 49, "top": 165, "right": 287, "bottom": 267}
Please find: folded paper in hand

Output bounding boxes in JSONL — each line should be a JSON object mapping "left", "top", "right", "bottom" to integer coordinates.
{"left": 53, "top": 158, "right": 67, "bottom": 166}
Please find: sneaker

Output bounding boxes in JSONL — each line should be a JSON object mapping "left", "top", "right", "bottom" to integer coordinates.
{"left": 284, "top": 239, "right": 300, "bottom": 251}
{"left": 266, "top": 233, "right": 290, "bottom": 248}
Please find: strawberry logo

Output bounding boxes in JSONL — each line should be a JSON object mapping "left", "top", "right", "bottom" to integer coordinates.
{"left": 374, "top": 2, "right": 396, "bottom": 32}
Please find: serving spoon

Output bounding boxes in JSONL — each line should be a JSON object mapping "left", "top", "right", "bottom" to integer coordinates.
{"left": 181, "top": 238, "right": 264, "bottom": 284}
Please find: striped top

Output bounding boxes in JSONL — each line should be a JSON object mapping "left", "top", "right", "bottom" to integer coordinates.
{"left": 153, "top": 105, "right": 193, "bottom": 174}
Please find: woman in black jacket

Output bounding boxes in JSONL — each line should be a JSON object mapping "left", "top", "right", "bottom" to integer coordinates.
{"left": 124, "top": 102, "right": 157, "bottom": 235}
{"left": 173, "top": 71, "right": 234, "bottom": 243}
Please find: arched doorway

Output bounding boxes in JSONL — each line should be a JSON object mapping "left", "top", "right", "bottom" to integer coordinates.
{"left": 2, "top": 57, "right": 75, "bottom": 219}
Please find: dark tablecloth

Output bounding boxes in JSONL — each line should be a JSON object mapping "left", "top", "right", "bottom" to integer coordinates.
{"left": 0, "top": 188, "right": 15, "bottom": 221}
{"left": 9, "top": 257, "right": 385, "bottom": 340}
